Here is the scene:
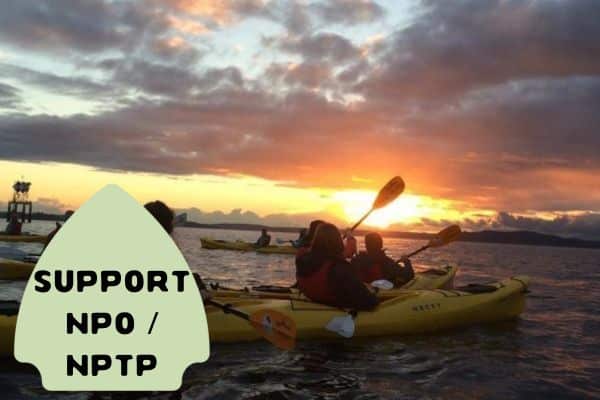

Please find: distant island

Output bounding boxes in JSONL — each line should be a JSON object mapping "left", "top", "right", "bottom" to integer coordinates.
{"left": 2, "top": 212, "right": 598, "bottom": 250}
{"left": 182, "top": 222, "right": 600, "bottom": 250}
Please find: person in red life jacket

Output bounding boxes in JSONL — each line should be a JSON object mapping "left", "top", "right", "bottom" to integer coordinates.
{"left": 296, "top": 219, "right": 325, "bottom": 258}
{"left": 296, "top": 223, "right": 378, "bottom": 310}
{"left": 351, "top": 232, "right": 415, "bottom": 287}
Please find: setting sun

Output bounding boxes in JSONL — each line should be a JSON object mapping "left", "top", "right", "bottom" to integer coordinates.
{"left": 333, "top": 191, "right": 424, "bottom": 228}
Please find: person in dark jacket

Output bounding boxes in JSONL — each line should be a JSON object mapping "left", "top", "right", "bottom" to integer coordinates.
{"left": 4, "top": 211, "right": 22, "bottom": 235}
{"left": 145, "top": 200, "right": 210, "bottom": 300}
{"left": 296, "top": 223, "right": 378, "bottom": 310}
{"left": 351, "top": 232, "right": 414, "bottom": 287}
{"left": 255, "top": 228, "right": 271, "bottom": 248}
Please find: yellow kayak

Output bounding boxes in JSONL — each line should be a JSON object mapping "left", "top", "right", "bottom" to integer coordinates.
{"left": 0, "top": 259, "right": 35, "bottom": 280}
{"left": 201, "top": 237, "right": 296, "bottom": 255}
{"left": 255, "top": 246, "right": 296, "bottom": 255}
{"left": 210, "top": 265, "right": 457, "bottom": 300}
{"left": 200, "top": 238, "right": 254, "bottom": 251}
{"left": 0, "top": 301, "right": 18, "bottom": 357}
{"left": 0, "top": 276, "right": 527, "bottom": 357}
{"left": 207, "top": 276, "right": 529, "bottom": 343}
{"left": 0, "top": 234, "right": 46, "bottom": 243}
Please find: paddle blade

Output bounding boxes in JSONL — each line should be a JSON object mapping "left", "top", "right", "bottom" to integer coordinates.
{"left": 325, "top": 315, "right": 355, "bottom": 338}
{"left": 372, "top": 176, "right": 405, "bottom": 209}
{"left": 250, "top": 309, "right": 296, "bottom": 350}
{"left": 429, "top": 224, "right": 462, "bottom": 247}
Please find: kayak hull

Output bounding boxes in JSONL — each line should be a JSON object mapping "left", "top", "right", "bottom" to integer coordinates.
{"left": 200, "top": 238, "right": 254, "bottom": 251}
{"left": 210, "top": 265, "right": 458, "bottom": 300}
{"left": 207, "top": 276, "right": 529, "bottom": 343}
{"left": 0, "top": 234, "right": 46, "bottom": 243}
{"left": 0, "top": 315, "right": 15, "bottom": 357}
{"left": 0, "top": 259, "right": 35, "bottom": 280}
{"left": 255, "top": 246, "right": 296, "bottom": 255}
{"left": 0, "top": 276, "right": 527, "bottom": 357}
{"left": 200, "top": 238, "right": 296, "bottom": 255}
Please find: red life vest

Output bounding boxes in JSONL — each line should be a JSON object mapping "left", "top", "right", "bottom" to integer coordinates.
{"left": 297, "top": 260, "right": 337, "bottom": 304}
{"left": 358, "top": 262, "right": 385, "bottom": 284}
{"left": 296, "top": 246, "right": 310, "bottom": 258}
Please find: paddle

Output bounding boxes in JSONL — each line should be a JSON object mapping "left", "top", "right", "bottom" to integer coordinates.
{"left": 205, "top": 299, "right": 296, "bottom": 350}
{"left": 401, "top": 225, "right": 462, "bottom": 260}
{"left": 348, "top": 176, "right": 405, "bottom": 232}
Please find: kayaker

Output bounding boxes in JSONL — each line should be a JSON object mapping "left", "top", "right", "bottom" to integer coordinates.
{"left": 4, "top": 211, "right": 22, "bottom": 235}
{"left": 44, "top": 210, "right": 74, "bottom": 248}
{"left": 291, "top": 228, "right": 307, "bottom": 248}
{"left": 144, "top": 200, "right": 210, "bottom": 300}
{"left": 296, "top": 223, "right": 378, "bottom": 310}
{"left": 351, "top": 232, "right": 415, "bottom": 287}
{"left": 255, "top": 228, "right": 271, "bottom": 248}
{"left": 296, "top": 220, "right": 324, "bottom": 257}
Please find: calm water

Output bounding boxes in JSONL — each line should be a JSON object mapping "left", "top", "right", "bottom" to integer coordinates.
{"left": 1, "top": 221, "right": 599, "bottom": 399}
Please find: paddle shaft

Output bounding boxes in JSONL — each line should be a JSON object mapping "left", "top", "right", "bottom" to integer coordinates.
{"left": 349, "top": 209, "right": 373, "bottom": 232}
{"left": 206, "top": 299, "right": 250, "bottom": 321}
{"left": 403, "top": 245, "right": 429, "bottom": 259}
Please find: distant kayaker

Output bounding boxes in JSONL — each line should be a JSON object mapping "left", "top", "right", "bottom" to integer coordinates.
{"left": 44, "top": 210, "right": 74, "bottom": 248}
{"left": 291, "top": 228, "right": 307, "bottom": 248}
{"left": 255, "top": 228, "right": 271, "bottom": 248}
{"left": 296, "top": 223, "right": 378, "bottom": 310}
{"left": 144, "top": 200, "right": 210, "bottom": 300}
{"left": 351, "top": 232, "right": 415, "bottom": 287}
{"left": 4, "top": 211, "right": 22, "bottom": 235}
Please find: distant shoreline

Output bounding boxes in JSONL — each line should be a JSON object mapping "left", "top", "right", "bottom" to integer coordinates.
{"left": 182, "top": 222, "right": 600, "bottom": 250}
{"left": 3, "top": 212, "right": 598, "bottom": 250}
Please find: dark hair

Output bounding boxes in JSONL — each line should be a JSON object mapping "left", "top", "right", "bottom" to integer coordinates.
{"left": 144, "top": 200, "right": 174, "bottom": 234}
{"left": 311, "top": 223, "right": 344, "bottom": 258}
{"left": 365, "top": 232, "right": 383, "bottom": 254}
{"left": 304, "top": 219, "right": 325, "bottom": 245}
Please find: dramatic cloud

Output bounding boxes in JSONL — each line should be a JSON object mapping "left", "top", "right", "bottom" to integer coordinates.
{"left": 274, "top": 32, "right": 361, "bottom": 63}
{"left": 0, "top": 82, "right": 23, "bottom": 110}
{"left": 0, "top": 0, "right": 599, "bottom": 225}
{"left": 361, "top": 0, "right": 600, "bottom": 103}
{"left": 311, "top": 0, "right": 385, "bottom": 25}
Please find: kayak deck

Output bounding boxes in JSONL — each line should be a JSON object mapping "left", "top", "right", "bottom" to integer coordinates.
{"left": 210, "top": 265, "right": 457, "bottom": 300}
{"left": 207, "top": 276, "right": 529, "bottom": 343}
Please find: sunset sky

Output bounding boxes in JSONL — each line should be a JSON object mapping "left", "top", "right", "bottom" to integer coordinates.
{"left": 0, "top": 0, "right": 599, "bottom": 239}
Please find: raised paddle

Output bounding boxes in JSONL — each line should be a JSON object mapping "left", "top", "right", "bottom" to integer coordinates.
{"left": 348, "top": 176, "right": 405, "bottom": 232}
{"left": 401, "top": 225, "right": 462, "bottom": 260}
{"left": 205, "top": 299, "right": 296, "bottom": 350}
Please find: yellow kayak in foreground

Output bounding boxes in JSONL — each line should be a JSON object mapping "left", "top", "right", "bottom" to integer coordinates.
{"left": 0, "top": 276, "right": 527, "bottom": 357}
{"left": 200, "top": 238, "right": 296, "bottom": 255}
{"left": 0, "top": 301, "right": 18, "bottom": 357}
{"left": 207, "top": 276, "right": 529, "bottom": 343}
{"left": 210, "top": 265, "right": 457, "bottom": 300}
{"left": 0, "top": 234, "right": 46, "bottom": 243}
{"left": 0, "top": 259, "right": 35, "bottom": 280}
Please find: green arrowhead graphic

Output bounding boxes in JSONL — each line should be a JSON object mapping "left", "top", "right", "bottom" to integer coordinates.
{"left": 15, "top": 185, "right": 209, "bottom": 390}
